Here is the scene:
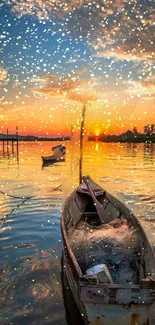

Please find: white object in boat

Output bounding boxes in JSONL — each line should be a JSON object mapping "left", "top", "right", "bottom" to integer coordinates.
{"left": 86, "top": 264, "right": 113, "bottom": 283}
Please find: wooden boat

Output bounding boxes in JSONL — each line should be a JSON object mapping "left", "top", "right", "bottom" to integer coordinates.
{"left": 61, "top": 105, "right": 155, "bottom": 324}
{"left": 41, "top": 144, "right": 66, "bottom": 164}
{"left": 42, "top": 155, "right": 65, "bottom": 163}
{"left": 61, "top": 176, "right": 155, "bottom": 324}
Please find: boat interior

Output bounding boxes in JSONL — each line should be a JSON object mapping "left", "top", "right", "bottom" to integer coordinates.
{"left": 64, "top": 178, "right": 155, "bottom": 286}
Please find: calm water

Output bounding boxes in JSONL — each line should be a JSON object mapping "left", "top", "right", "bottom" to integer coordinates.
{"left": 0, "top": 140, "right": 155, "bottom": 324}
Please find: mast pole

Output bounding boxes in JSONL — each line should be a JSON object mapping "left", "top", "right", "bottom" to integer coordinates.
{"left": 79, "top": 103, "right": 86, "bottom": 184}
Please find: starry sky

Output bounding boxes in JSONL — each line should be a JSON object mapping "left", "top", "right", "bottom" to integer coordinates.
{"left": 0, "top": 0, "right": 154, "bottom": 137}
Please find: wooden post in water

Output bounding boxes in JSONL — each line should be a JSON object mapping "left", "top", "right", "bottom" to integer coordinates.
{"left": 70, "top": 122, "right": 74, "bottom": 173}
{"left": 16, "top": 126, "right": 19, "bottom": 160}
{"left": 12, "top": 138, "right": 14, "bottom": 155}
{"left": 2, "top": 138, "right": 5, "bottom": 155}
{"left": 7, "top": 128, "right": 9, "bottom": 156}
{"left": 7, "top": 128, "right": 8, "bottom": 145}
{"left": 79, "top": 103, "right": 86, "bottom": 185}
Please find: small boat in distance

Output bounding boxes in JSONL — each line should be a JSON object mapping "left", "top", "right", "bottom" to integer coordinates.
{"left": 41, "top": 144, "right": 66, "bottom": 165}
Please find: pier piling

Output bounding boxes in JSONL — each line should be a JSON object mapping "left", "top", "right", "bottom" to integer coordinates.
{"left": 0, "top": 127, "right": 19, "bottom": 159}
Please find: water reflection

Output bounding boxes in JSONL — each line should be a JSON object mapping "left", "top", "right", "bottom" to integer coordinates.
{"left": 0, "top": 140, "right": 19, "bottom": 164}
{"left": 61, "top": 254, "right": 84, "bottom": 325}
{"left": 0, "top": 141, "right": 155, "bottom": 324}
{"left": 125, "top": 143, "right": 138, "bottom": 157}
{"left": 0, "top": 251, "right": 67, "bottom": 325}
{"left": 143, "top": 142, "right": 155, "bottom": 162}
{"left": 42, "top": 159, "right": 66, "bottom": 170}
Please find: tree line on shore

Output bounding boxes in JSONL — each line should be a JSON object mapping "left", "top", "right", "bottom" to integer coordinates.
{"left": 88, "top": 124, "right": 155, "bottom": 143}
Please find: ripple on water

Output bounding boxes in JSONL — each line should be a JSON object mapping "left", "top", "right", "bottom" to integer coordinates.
{"left": 1, "top": 141, "right": 155, "bottom": 324}
{"left": 0, "top": 193, "right": 67, "bottom": 324}
{"left": 0, "top": 253, "right": 67, "bottom": 325}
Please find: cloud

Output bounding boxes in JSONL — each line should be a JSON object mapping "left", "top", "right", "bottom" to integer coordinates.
{"left": 32, "top": 72, "right": 99, "bottom": 103}
{"left": 123, "top": 79, "right": 155, "bottom": 100}
{"left": 30, "top": 77, "right": 47, "bottom": 84}
{"left": 141, "top": 78, "right": 155, "bottom": 99}
{"left": 142, "top": 79, "right": 155, "bottom": 89}
{"left": 3, "top": 0, "right": 155, "bottom": 64}
{"left": 4, "top": 0, "right": 84, "bottom": 20}
{"left": 97, "top": 28, "right": 154, "bottom": 63}
{"left": 141, "top": 93, "right": 155, "bottom": 101}
{"left": 32, "top": 73, "right": 83, "bottom": 95}
{"left": 0, "top": 100, "right": 25, "bottom": 121}
{"left": 68, "top": 89, "right": 98, "bottom": 103}
{"left": 0, "top": 65, "right": 9, "bottom": 86}
{"left": 0, "top": 101, "right": 22, "bottom": 112}
{"left": 91, "top": 2, "right": 154, "bottom": 63}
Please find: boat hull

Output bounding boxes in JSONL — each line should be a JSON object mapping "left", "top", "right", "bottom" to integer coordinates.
{"left": 61, "top": 252, "right": 86, "bottom": 325}
{"left": 62, "top": 252, "right": 155, "bottom": 325}
{"left": 61, "top": 177, "right": 155, "bottom": 325}
{"left": 62, "top": 252, "right": 89, "bottom": 325}
{"left": 42, "top": 157, "right": 65, "bottom": 165}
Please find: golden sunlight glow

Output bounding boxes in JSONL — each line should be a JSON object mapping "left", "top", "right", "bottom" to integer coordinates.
{"left": 95, "top": 129, "right": 100, "bottom": 137}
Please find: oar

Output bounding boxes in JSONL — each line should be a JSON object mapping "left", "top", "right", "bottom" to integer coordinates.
{"left": 82, "top": 176, "right": 111, "bottom": 223}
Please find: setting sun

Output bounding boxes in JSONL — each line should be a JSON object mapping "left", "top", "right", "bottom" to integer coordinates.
{"left": 95, "top": 130, "right": 100, "bottom": 137}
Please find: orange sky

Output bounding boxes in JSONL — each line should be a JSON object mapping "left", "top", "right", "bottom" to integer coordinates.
{"left": 0, "top": 0, "right": 154, "bottom": 137}
{"left": 1, "top": 89, "right": 154, "bottom": 137}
